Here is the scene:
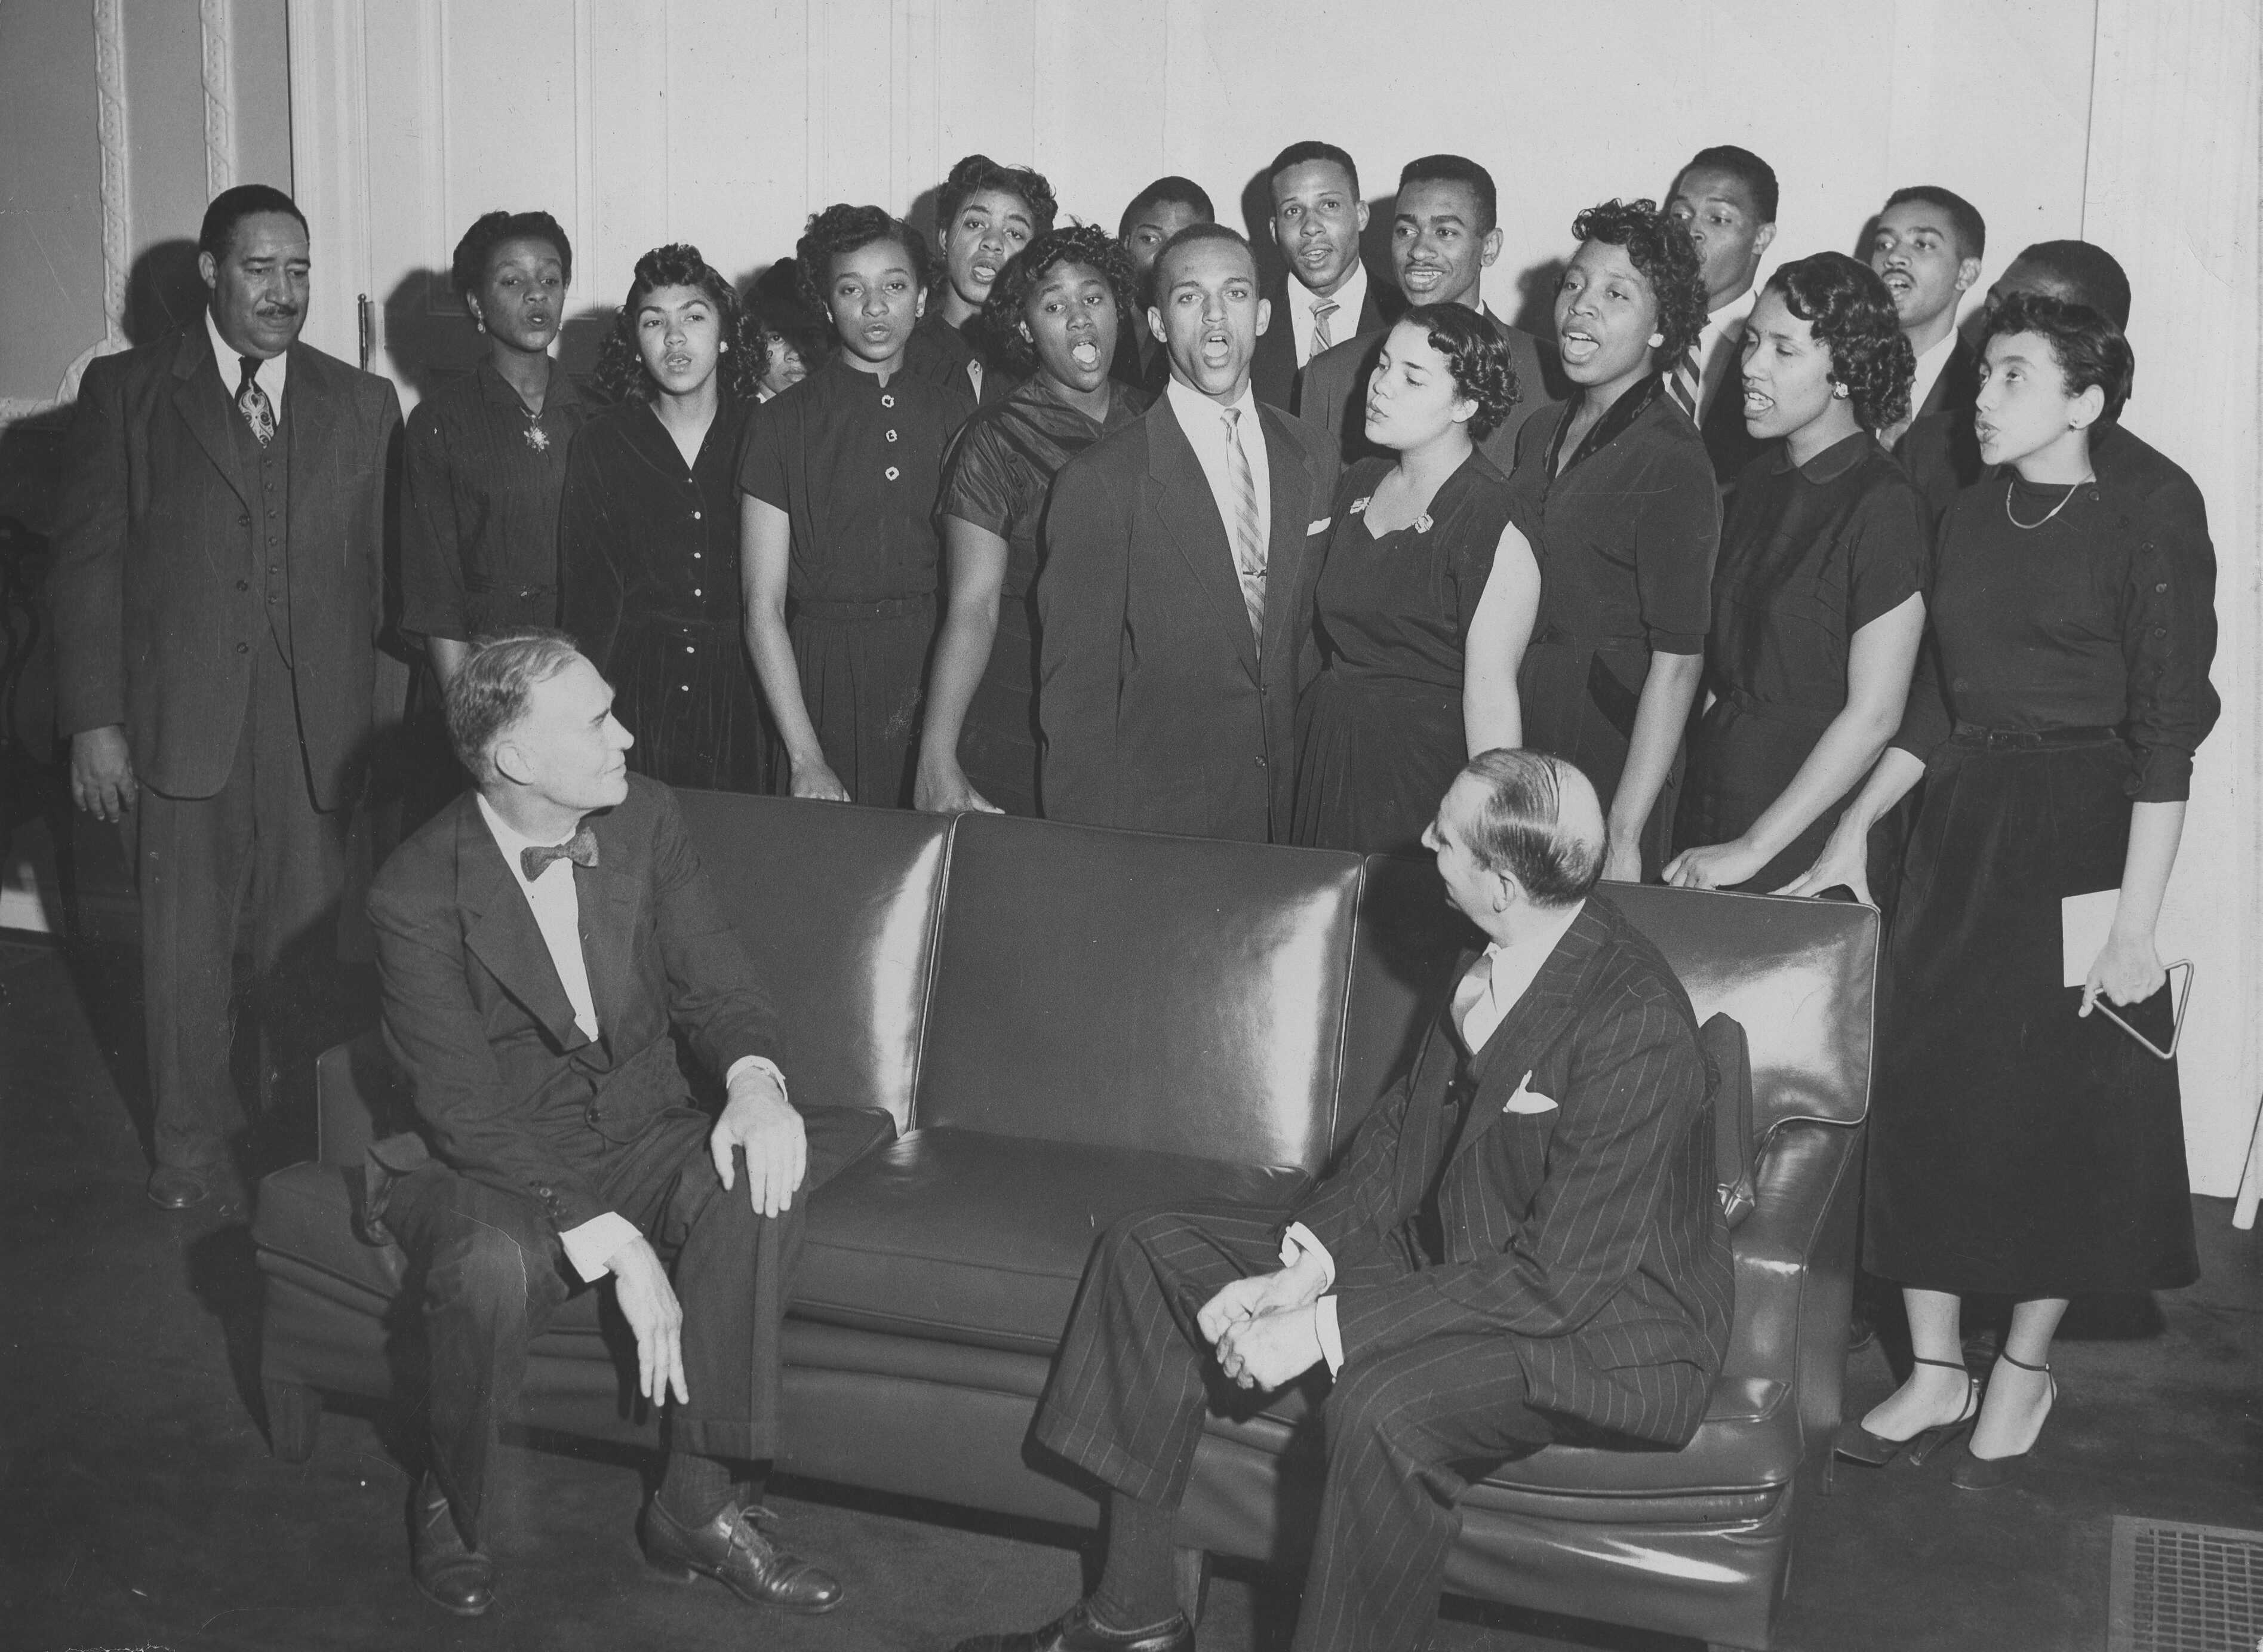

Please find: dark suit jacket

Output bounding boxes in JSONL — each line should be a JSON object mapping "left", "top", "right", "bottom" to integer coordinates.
{"left": 1294, "top": 309, "right": 1563, "bottom": 471}
{"left": 1038, "top": 393, "right": 1339, "bottom": 841}
{"left": 1292, "top": 894, "right": 1733, "bottom": 1447}
{"left": 1911, "top": 333, "right": 1979, "bottom": 425}
{"left": 1250, "top": 272, "right": 1387, "bottom": 411}
{"left": 49, "top": 321, "right": 402, "bottom": 809}
{"left": 1698, "top": 351, "right": 1764, "bottom": 485}
{"left": 367, "top": 774, "right": 779, "bottom": 1234}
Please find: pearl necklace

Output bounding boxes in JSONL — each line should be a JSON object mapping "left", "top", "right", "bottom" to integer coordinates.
{"left": 2003, "top": 472, "right": 2093, "bottom": 531}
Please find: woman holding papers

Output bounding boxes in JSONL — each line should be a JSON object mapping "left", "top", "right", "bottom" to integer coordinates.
{"left": 1791, "top": 293, "right": 2218, "bottom": 1488}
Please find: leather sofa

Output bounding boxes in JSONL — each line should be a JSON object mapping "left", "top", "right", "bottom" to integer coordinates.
{"left": 251, "top": 792, "right": 1876, "bottom": 1651}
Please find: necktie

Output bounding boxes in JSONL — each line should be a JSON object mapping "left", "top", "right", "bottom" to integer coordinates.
{"left": 235, "top": 354, "right": 276, "bottom": 447}
{"left": 1220, "top": 408, "right": 1266, "bottom": 649}
{"left": 1452, "top": 952, "right": 1497, "bottom": 1052}
{"left": 1667, "top": 337, "right": 1702, "bottom": 421}
{"left": 1311, "top": 297, "right": 1340, "bottom": 355}
{"left": 521, "top": 823, "right": 599, "bottom": 881}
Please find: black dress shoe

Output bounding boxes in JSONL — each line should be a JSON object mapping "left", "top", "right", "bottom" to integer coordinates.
{"left": 949, "top": 1599, "right": 1195, "bottom": 1652}
{"left": 147, "top": 1165, "right": 210, "bottom": 1209}
{"left": 638, "top": 1496, "right": 842, "bottom": 1614}
{"left": 410, "top": 1475, "right": 493, "bottom": 1617}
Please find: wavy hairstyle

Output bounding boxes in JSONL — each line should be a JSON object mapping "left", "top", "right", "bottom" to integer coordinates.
{"left": 981, "top": 225, "right": 1140, "bottom": 377}
{"left": 591, "top": 242, "right": 764, "bottom": 404}
{"left": 1979, "top": 290, "right": 2135, "bottom": 423}
{"left": 937, "top": 155, "right": 1059, "bottom": 238}
{"left": 795, "top": 204, "right": 931, "bottom": 316}
{"left": 449, "top": 209, "right": 573, "bottom": 304}
{"left": 1569, "top": 198, "right": 1709, "bottom": 364}
{"left": 1764, "top": 252, "right": 1914, "bottom": 432}
{"left": 1395, "top": 303, "right": 1521, "bottom": 441}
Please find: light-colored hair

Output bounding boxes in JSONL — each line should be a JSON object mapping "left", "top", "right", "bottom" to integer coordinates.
{"left": 445, "top": 627, "right": 583, "bottom": 783}
{"left": 1460, "top": 749, "right": 1604, "bottom": 906}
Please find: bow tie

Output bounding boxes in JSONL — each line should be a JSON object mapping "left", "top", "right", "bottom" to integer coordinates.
{"left": 520, "top": 824, "right": 598, "bottom": 880}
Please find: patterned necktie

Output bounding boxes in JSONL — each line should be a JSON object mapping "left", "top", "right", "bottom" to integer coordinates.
{"left": 1452, "top": 952, "right": 1497, "bottom": 1052}
{"left": 1220, "top": 408, "right": 1266, "bottom": 650}
{"left": 235, "top": 354, "right": 276, "bottom": 447}
{"left": 1667, "top": 337, "right": 1702, "bottom": 421}
{"left": 1311, "top": 297, "right": 1340, "bottom": 355}
{"left": 521, "top": 823, "right": 599, "bottom": 881}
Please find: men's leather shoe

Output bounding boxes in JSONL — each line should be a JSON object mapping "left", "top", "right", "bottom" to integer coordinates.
{"left": 949, "top": 1599, "right": 1195, "bottom": 1652}
{"left": 638, "top": 1496, "right": 843, "bottom": 1614}
{"left": 410, "top": 1475, "right": 493, "bottom": 1617}
{"left": 147, "top": 1166, "right": 211, "bottom": 1210}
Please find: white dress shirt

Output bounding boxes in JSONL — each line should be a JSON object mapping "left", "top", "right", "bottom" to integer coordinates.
{"left": 1281, "top": 899, "right": 1588, "bottom": 1372}
{"left": 1166, "top": 375, "right": 1272, "bottom": 561}
{"left": 1693, "top": 286, "right": 1759, "bottom": 421}
{"left": 206, "top": 306, "right": 288, "bottom": 411}
{"left": 1286, "top": 260, "right": 1369, "bottom": 371}
{"left": 1904, "top": 330, "right": 1959, "bottom": 424}
{"left": 475, "top": 795, "right": 783, "bottom": 1282}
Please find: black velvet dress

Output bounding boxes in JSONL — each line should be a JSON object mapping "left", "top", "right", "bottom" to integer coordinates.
{"left": 737, "top": 353, "right": 974, "bottom": 807}
{"left": 905, "top": 309, "right": 1010, "bottom": 409}
{"left": 935, "top": 376, "right": 1147, "bottom": 815}
{"left": 1292, "top": 453, "right": 1535, "bottom": 854}
{"left": 1672, "top": 431, "right": 1927, "bottom": 893}
{"left": 1867, "top": 472, "right": 2218, "bottom": 1296}
{"left": 558, "top": 395, "right": 766, "bottom": 792}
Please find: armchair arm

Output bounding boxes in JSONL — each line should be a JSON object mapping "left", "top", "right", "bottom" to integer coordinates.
{"left": 315, "top": 1030, "right": 411, "bottom": 1168}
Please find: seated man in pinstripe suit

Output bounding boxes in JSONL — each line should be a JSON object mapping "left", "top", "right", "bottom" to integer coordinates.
{"left": 951, "top": 751, "right": 1735, "bottom": 1652}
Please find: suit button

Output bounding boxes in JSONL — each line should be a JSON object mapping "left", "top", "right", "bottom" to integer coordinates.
{"left": 238, "top": 515, "right": 251, "bottom": 528}
{"left": 1256, "top": 755, "right": 1268, "bottom": 767}
{"left": 236, "top": 579, "right": 250, "bottom": 591}
{"left": 235, "top": 641, "right": 249, "bottom": 654}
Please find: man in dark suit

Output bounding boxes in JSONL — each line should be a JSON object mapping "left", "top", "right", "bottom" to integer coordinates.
{"left": 1665, "top": 145, "right": 1780, "bottom": 487}
{"left": 364, "top": 630, "right": 893, "bottom": 1617}
{"left": 1869, "top": 184, "right": 1985, "bottom": 450}
{"left": 50, "top": 184, "right": 402, "bottom": 1210}
{"left": 1113, "top": 176, "right": 1214, "bottom": 394}
{"left": 1249, "top": 141, "right": 1388, "bottom": 410}
{"left": 1296, "top": 154, "right": 1563, "bottom": 468}
{"left": 952, "top": 750, "right": 1733, "bottom": 1652}
{"left": 1038, "top": 223, "right": 1339, "bottom": 842}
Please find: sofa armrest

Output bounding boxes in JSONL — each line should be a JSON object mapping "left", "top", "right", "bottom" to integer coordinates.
{"left": 315, "top": 1029, "right": 410, "bottom": 1169}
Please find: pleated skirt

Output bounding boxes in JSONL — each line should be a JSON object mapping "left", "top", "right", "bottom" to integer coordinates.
{"left": 785, "top": 593, "right": 936, "bottom": 808}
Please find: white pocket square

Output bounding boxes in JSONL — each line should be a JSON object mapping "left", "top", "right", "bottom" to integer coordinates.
{"left": 1307, "top": 518, "right": 1332, "bottom": 534}
{"left": 1503, "top": 1070, "right": 1559, "bottom": 1115}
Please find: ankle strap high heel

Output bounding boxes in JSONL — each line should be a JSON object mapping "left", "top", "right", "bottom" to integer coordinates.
{"left": 1993, "top": 1350, "right": 2049, "bottom": 1374}
{"left": 1951, "top": 1350, "right": 2059, "bottom": 1491}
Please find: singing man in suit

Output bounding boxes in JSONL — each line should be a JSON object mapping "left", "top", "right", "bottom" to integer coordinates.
{"left": 1038, "top": 223, "right": 1339, "bottom": 842}
{"left": 50, "top": 183, "right": 402, "bottom": 1210}
{"left": 1869, "top": 184, "right": 1985, "bottom": 450}
{"left": 1296, "top": 154, "right": 1563, "bottom": 468}
{"left": 364, "top": 630, "right": 893, "bottom": 1617}
{"left": 952, "top": 750, "right": 1734, "bottom": 1652}
{"left": 1665, "top": 145, "right": 1781, "bottom": 487}
{"left": 1249, "top": 141, "right": 1388, "bottom": 410}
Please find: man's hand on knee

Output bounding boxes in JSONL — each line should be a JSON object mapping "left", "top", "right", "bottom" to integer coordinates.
{"left": 1216, "top": 1306, "right": 1325, "bottom": 1392}
{"left": 711, "top": 1066, "right": 807, "bottom": 1218}
{"left": 608, "top": 1236, "right": 688, "bottom": 1405}
{"left": 1195, "top": 1253, "right": 1329, "bottom": 1349}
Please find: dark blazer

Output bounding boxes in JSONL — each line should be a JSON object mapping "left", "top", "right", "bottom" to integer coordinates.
{"left": 1038, "top": 393, "right": 1339, "bottom": 841}
{"left": 366, "top": 774, "right": 779, "bottom": 1234}
{"left": 1911, "top": 333, "right": 1980, "bottom": 425}
{"left": 1698, "top": 352, "right": 1764, "bottom": 485}
{"left": 1292, "top": 894, "right": 1734, "bottom": 1447}
{"left": 1250, "top": 272, "right": 1387, "bottom": 411}
{"left": 48, "top": 321, "right": 402, "bottom": 809}
{"left": 1295, "top": 309, "right": 1563, "bottom": 471}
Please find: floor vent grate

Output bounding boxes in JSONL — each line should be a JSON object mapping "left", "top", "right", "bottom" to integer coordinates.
{"left": 2110, "top": 1516, "right": 2263, "bottom": 1652}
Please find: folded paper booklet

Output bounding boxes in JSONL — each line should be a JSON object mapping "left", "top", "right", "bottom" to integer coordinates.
{"left": 2059, "top": 888, "right": 2121, "bottom": 988}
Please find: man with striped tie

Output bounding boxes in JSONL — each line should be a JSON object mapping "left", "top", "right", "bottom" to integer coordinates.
{"left": 949, "top": 751, "right": 1733, "bottom": 1652}
{"left": 1038, "top": 223, "right": 1339, "bottom": 842}
{"left": 1249, "top": 141, "right": 1388, "bottom": 410}
{"left": 1664, "top": 146, "right": 1780, "bottom": 488}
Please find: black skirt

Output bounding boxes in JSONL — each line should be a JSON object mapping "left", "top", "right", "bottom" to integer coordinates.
{"left": 1865, "top": 725, "right": 2196, "bottom": 1296}
{"left": 957, "top": 583, "right": 1040, "bottom": 817}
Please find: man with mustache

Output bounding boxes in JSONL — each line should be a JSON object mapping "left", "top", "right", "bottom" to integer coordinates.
{"left": 1249, "top": 141, "right": 1388, "bottom": 411}
{"left": 50, "top": 184, "right": 404, "bottom": 1210}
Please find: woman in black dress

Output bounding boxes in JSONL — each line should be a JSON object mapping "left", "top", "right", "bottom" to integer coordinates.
{"left": 559, "top": 244, "right": 767, "bottom": 791}
{"left": 1291, "top": 304, "right": 1541, "bottom": 853}
{"left": 907, "top": 154, "right": 1057, "bottom": 407}
{"left": 1511, "top": 200, "right": 1718, "bottom": 881}
{"left": 1664, "top": 254, "right": 1926, "bottom": 894}
{"left": 919, "top": 226, "right": 1148, "bottom": 816}
{"left": 1803, "top": 294, "right": 2216, "bottom": 1487}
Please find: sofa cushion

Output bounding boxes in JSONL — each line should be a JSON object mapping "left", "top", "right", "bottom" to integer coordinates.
{"left": 794, "top": 1125, "right": 1311, "bottom": 1353}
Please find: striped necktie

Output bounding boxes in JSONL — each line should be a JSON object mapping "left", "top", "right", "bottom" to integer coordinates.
{"left": 1221, "top": 407, "right": 1266, "bottom": 650}
{"left": 1311, "top": 297, "right": 1340, "bottom": 355}
{"left": 1668, "top": 336, "right": 1702, "bottom": 421}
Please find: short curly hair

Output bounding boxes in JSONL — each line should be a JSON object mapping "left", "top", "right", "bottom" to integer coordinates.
{"left": 1394, "top": 303, "right": 1521, "bottom": 442}
{"left": 1980, "top": 290, "right": 2134, "bottom": 423}
{"left": 1569, "top": 198, "right": 1709, "bottom": 365}
{"left": 449, "top": 209, "right": 573, "bottom": 304}
{"left": 591, "top": 242, "right": 765, "bottom": 404}
{"left": 796, "top": 204, "right": 930, "bottom": 317}
{"left": 937, "top": 155, "right": 1059, "bottom": 238}
{"left": 1764, "top": 252, "right": 1913, "bottom": 432}
{"left": 981, "top": 226, "right": 1140, "bottom": 377}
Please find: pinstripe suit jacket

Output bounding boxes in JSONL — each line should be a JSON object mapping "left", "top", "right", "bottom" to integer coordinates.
{"left": 1293, "top": 894, "right": 1733, "bottom": 1447}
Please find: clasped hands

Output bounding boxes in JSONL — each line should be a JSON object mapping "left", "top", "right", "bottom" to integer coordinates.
{"left": 1195, "top": 1252, "right": 1331, "bottom": 1393}
{"left": 608, "top": 1065, "right": 806, "bottom": 1407}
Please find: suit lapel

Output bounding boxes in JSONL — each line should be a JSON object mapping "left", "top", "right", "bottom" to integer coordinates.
{"left": 575, "top": 810, "right": 645, "bottom": 1059}
{"left": 1145, "top": 402, "right": 1262, "bottom": 680}
{"left": 457, "top": 798, "right": 595, "bottom": 1054}
{"left": 1257, "top": 406, "right": 1318, "bottom": 668}
{"left": 168, "top": 325, "right": 253, "bottom": 512}
{"left": 1450, "top": 903, "right": 1609, "bottom": 1159}
{"left": 283, "top": 343, "right": 340, "bottom": 562}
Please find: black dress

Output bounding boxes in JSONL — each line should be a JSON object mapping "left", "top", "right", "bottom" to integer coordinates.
{"left": 1509, "top": 377, "right": 1718, "bottom": 875}
{"left": 1867, "top": 472, "right": 2219, "bottom": 1296}
{"left": 935, "top": 376, "right": 1148, "bottom": 815}
{"left": 736, "top": 353, "right": 974, "bottom": 806}
{"left": 558, "top": 395, "right": 765, "bottom": 792}
{"left": 905, "top": 309, "right": 1009, "bottom": 409}
{"left": 1292, "top": 453, "right": 1535, "bottom": 854}
{"left": 1673, "top": 432, "right": 1927, "bottom": 893}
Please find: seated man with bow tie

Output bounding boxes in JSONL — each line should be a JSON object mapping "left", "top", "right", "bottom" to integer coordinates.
{"left": 362, "top": 628, "right": 893, "bottom": 1619}
{"left": 954, "top": 750, "right": 1734, "bottom": 1652}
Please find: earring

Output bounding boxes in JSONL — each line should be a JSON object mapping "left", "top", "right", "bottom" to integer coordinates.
{"left": 1832, "top": 383, "right": 1849, "bottom": 399}
{"left": 1648, "top": 332, "right": 1665, "bottom": 349}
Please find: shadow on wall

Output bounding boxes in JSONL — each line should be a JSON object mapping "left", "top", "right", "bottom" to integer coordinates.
{"left": 1506, "top": 257, "right": 1566, "bottom": 339}
{"left": 129, "top": 239, "right": 208, "bottom": 346}
{"left": 379, "top": 269, "right": 617, "bottom": 400}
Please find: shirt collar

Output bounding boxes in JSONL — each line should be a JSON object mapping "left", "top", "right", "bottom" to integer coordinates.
{"left": 206, "top": 306, "right": 288, "bottom": 403}
{"left": 1707, "top": 285, "right": 1759, "bottom": 337}
{"left": 1300, "top": 260, "right": 1367, "bottom": 325}
{"left": 1780, "top": 427, "right": 1876, "bottom": 483}
{"left": 475, "top": 792, "right": 583, "bottom": 882}
{"left": 476, "top": 355, "right": 579, "bottom": 410}
{"left": 1166, "top": 373, "right": 1258, "bottom": 432}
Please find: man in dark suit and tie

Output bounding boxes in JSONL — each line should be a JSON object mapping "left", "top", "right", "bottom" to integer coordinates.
{"left": 953, "top": 750, "right": 1734, "bottom": 1652}
{"left": 1038, "top": 223, "right": 1339, "bottom": 842}
{"left": 1296, "top": 154, "right": 1563, "bottom": 468}
{"left": 1665, "top": 146, "right": 1781, "bottom": 488}
{"left": 1869, "top": 184, "right": 1985, "bottom": 451}
{"left": 50, "top": 184, "right": 402, "bottom": 1210}
{"left": 1248, "top": 141, "right": 1388, "bottom": 410}
{"left": 364, "top": 630, "right": 893, "bottom": 1616}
